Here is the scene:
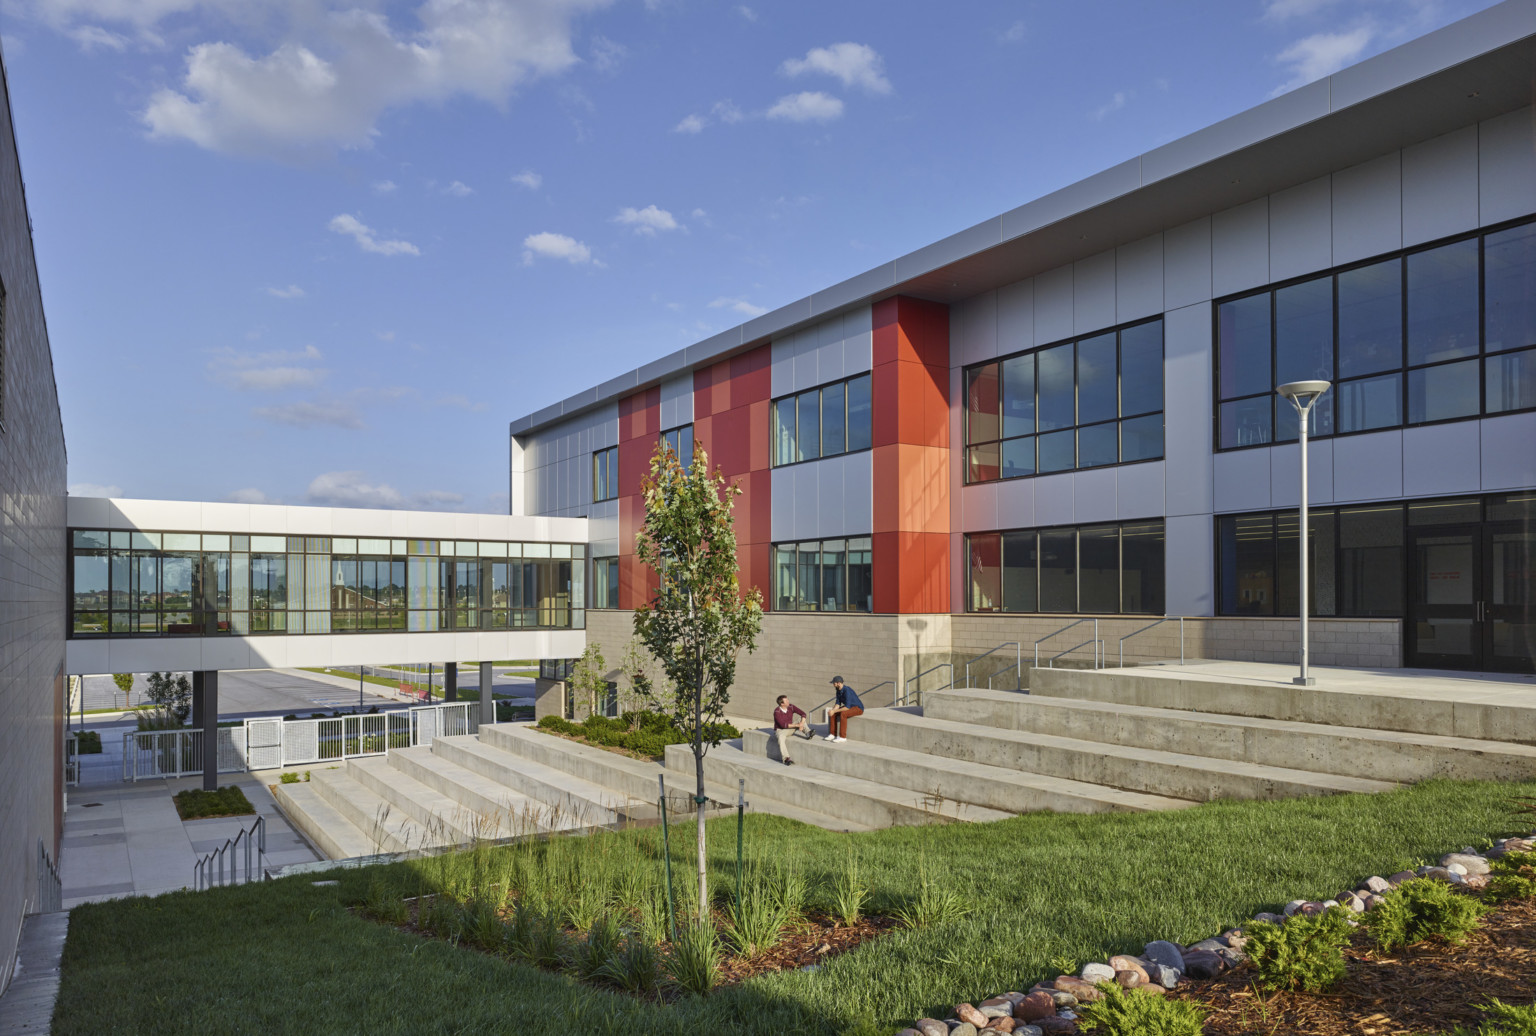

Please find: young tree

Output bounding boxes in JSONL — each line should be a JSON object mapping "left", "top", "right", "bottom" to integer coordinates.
{"left": 632, "top": 441, "right": 763, "bottom": 924}
{"left": 567, "top": 642, "right": 610, "bottom": 719}
{"left": 111, "top": 672, "right": 135, "bottom": 708}
{"left": 144, "top": 671, "right": 191, "bottom": 724}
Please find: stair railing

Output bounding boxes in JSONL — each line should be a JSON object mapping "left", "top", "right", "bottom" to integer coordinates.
{"left": 863, "top": 681, "right": 896, "bottom": 709}
{"left": 1034, "top": 618, "right": 1103, "bottom": 669}
{"left": 1117, "top": 617, "right": 1186, "bottom": 667}
{"left": 36, "top": 840, "right": 61, "bottom": 914}
{"left": 962, "top": 642, "right": 1020, "bottom": 691}
{"left": 899, "top": 663, "right": 952, "bottom": 708}
{"left": 195, "top": 815, "right": 266, "bottom": 890}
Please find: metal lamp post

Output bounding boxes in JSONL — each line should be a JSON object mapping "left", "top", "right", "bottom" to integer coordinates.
{"left": 1276, "top": 379, "right": 1331, "bottom": 687}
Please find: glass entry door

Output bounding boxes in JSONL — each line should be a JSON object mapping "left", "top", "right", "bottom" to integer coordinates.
{"left": 1408, "top": 524, "right": 1535, "bottom": 673}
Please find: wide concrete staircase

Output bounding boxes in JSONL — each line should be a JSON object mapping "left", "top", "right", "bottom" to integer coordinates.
{"left": 274, "top": 665, "right": 1536, "bottom": 859}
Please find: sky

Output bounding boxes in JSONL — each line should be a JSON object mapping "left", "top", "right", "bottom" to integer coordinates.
{"left": 0, "top": 0, "right": 1504, "bottom": 514}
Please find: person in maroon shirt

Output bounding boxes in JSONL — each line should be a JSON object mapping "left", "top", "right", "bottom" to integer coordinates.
{"left": 772, "top": 694, "right": 810, "bottom": 765}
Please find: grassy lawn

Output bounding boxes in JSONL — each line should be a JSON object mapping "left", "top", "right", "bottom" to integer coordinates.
{"left": 53, "top": 779, "right": 1536, "bottom": 1036}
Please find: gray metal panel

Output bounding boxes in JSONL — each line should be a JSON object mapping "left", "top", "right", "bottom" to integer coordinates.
{"left": 1480, "top": 411, "right": 1536, "bottom": 490}
{"left": 995, "top": 476, "right": 1035, "bottom": 530}
{"left": 1401, "top": 126, "right": 1480, "bottom": 246}
{"left": 1073, "top": 250, "right": 1117, "bottom": 335}
{"left": 1074, "top": 466, "right": 1118, "bottom": 523}
{"left": 1115, "top": 234, "right": 1163, "bottom": 324}
{"left": 845, "top": 313, "right": 873, "bottom": 373}
{"left": 1034, "top": 473, "right": 1075, "bottom": 526}
{"left": 894, "top": 218, "right": 1004, "bottom": 282}
{"left": 1142, "top": 79, "right": 1332, "bottom": 186}
{"left": 1164, "top": 513, "right": 1215, "bottom": 617}
{"left": 1033, "top": 265, "right": 1074, "bottom": 344}
{"left": 1213, "top": 449, "right": 1272, "bottom": 513}
{"left": 961, "top": 481, "right": 998, "bottom": 534}
{"left": 1268, "top": 176, "right": 1333, "bottom": 283}
{"left": 1479, "top": 105, "right": 1536, "bottom": 226}
{"left": 770, "top": 335, "right": 794, "bottom": 397}
{"left": 951, "top": 292, "right": 998, "bottom": 369}
{"left": 843, "top": 451, "right": 874, "bottom": 537}
{"left": 1163, "top": 303, "right": 1215, "bottom": 517}
{"left": 596, "top": 369, "right": 641, "bottom": 403}
{"left": 792, "top": 330, "right": 819, "bottom": 396}
{"left": 660, "top": 373, "right": 692, "bottom": 430}
{"left": 816, "top": 316, "right": 847, "bottom": 384}
{"left": 1403, "top": 421, "right": 1483, "bottom": 497}
{"left": 809, "top": 262, "right": 896, "bottom": 317}
{"left": 1163, "top": 217, "right": 1212, "bottom": 311}
{"left": 1117, "top": 460, "right": 1165, "bottom": 520}
{"left": 998, "top": 158, "right": 1143, "bottom": 241}
{"left": 997, "top": 278, "right": 1035, "bottom": 353}
{"left": 1211, "top": 199, "right": 1270, "bottom": 298}
{"left": 770, "top": 465, "right": 796, "bottom": 542}
{"left": 1269, "top": 439, "right": 1335, "bottom": 507}
{"left": 1331, "top": 429, "right": 1405, "bottom": 502}
{"left": 792, "top": 463, "right": 818, "bottom": 540}
{"left": 1332, "top": 152, "right": 1402, "bottom": 266}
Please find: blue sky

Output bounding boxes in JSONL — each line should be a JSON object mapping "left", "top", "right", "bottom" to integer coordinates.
{"left": 1, "top": 0, "right": 1500, "bottom": 513}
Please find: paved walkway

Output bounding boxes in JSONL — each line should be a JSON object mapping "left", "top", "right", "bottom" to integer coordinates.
{"left": 1121, "top": 659, "right": 1536, "bottom": 704}
{"left": 0, "top": 913, "right": 66, "bottom": 1034}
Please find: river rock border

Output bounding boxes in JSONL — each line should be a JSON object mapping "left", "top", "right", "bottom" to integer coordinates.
{"left": 893, "top": 834, "right": 1535, "bottom": 1036}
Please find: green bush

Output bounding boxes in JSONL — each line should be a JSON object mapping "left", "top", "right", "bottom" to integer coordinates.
{"left": 1452, "top": 998, "right": 1536, "bottom": 1036}
{"left": 73, "top": 731, "right": 102, "bottom": 754}
{"left": 1075, "top": 981, "right": 1208, "bottom": 1036}
{"left": 172, "top": 785, "right": 255, "bottom": 821}
{"left": 1486, "top": 850, "right": 1536, "bottom": 904}
{"left": 1243, "top": 907, "right": 1353, "bottom": 992}
{"left": 535, "top": 709, "right": 740, "bottom": 760}
{"left": 1361, "top": 877, "right": 1491, "bottom": 951}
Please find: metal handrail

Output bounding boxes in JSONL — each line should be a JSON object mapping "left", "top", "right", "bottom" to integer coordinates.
{"left": 1118, "top": 617, "right": 1187, "bottom": 667}
{"left": 1034, "top": 619, "right": 1103, "bottom": 668}
{"left": 962, "top": 642, "right": 1020, "bottom": 688}
{"left": 900, "top": 663, "right": 953, "bottom": 708}
{"left": 987, "top": 661, "right": 1022, "bottom": 691}
{"left": 36, "top": 840, "right": 61, "bottom": 914}
{"left": 1044, "top": 638, "right": 1104, "bottom": 668}
{"left": 864, "top": 680, "right": 896, "bottom": 707}
{"left": 195, "top": 815, "right": 266, "bottom": 891}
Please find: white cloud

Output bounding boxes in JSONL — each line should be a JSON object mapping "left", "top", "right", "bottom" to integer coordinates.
{"left": 376, "top": 330, "right": 396, "bottom": 341}
{"left": 267, "top": 284, "right": 305, "bottom": 298}
{"left": 230, "top": 366, "right": 326, "bottom": 391}
{"left": 737, "top": 5, "right": 757, "bottom": 21}
{"left": 433, "top": 394, "right": 487, "bottom": 412}
{"left": 372, "top": 179, "right": 397, "bottom": 194}
{"left": 68, "top": 482, "right": 123, "bottom": 498}
{"left": 780, "top": 42, "right": 891, "bottom": 95}
{"left": 709, "top": 296, "right": 768, "bottom": 318}
{"left": 415, "top": 489, "right": 465, "bottom": 507}
{"left": 129, "top": 0, "right": 613, "bottom": 160}
{"left": 305, "top": 470, "right": 404, "bottom": 508}
{"left": 673, "top": 113, "right": 706, "bottom": 134}
{"left": 1272, "top": 25, "right": 1374, "bottom": 95}
{"left": 1093, "top": 91, "right": 1129, "bottom": 120}
{"left": 766, "top": 91, "right": 842, "bottom": 123}
{"left": 328, "top": 213, "right": 419, "bottom": 256}
{"left": 210, "top": 343, "right": 326, "bottom": 390}
{"left": 226, "top": 487, "right": 272, "bottom": 504}
{"left": 522, "top": 231, "right": 592, "bottom": 265}
{"left": 68, "top": 24, "right": 128, "bottom": 52}
{"left": 590, "top": 34, "right": 624, "bottom": 73}
{"left": 1263, "top": 0, "right": 1342, "bottom": 21}
{"left": 996, "top": 19, "right": 1026, "bottom": 43}
{"left": 673, "top": 99, "right": 741, "bottom": 134}
{"left": 254, "top": 399, "right": 365, "bottom": 429}
{"left": 510, "top": 169, "right": 542, "bottom": 190}
{"left": 614, "top": 204, "right": 680, "bottom": 235}
{"left": 443, "top": 180, "right": 473, "bottom": 197}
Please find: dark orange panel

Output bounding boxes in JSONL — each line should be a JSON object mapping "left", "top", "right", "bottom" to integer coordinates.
{"left": 693, "top": 366, "right": 715, "bottom": 418}
{"left": 895, "top": 363, "right": 930, "bottom": 447}
{"left": 712, "top": 407, "right": 750, "bottom": 476}
{"left": 694, "top": 415, "right": 715, "bottom": 467}
{"left": 871, "top": 531, "right": 899, "bottom": 613}
{"left": 748, "top": 469, "right": 771, "bottom": 545}
{"left": 897, "top": 297, "right": 951, "bottom": 369}
{"left": 618, "top": 438, "right": 651, "bottom": 495}
{"left": 730, "top": 345, "right": 772, "bottom": 409}
{"left": 746, "top": 399, "right": 770, "bottom": 472}
{"left": 871, "top": 445, "right": 900, "bottom": 534}
{"left": 871, "top": 362, "right": 899, "bottom": 448}
{"left": 872, "top": 298, "right": 900, "bottom": 366}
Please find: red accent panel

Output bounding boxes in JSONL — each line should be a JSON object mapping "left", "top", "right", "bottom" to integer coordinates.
{"left": 747, "top": 399, "right": 771, "bottom": 472}
{"left": 871, "top": 531, "right": 899, "bottom": 613}
{"left": 729, "top": 345, "right": 771, "bottom": 410}
{"left": 871, "top": 362, "right": 899, "bottom": 449}
{"left": 711, "top": 407, "right": 749, "bottom": 476}
{"left": 872, "top": 298, "right": 900, "bottom": 367}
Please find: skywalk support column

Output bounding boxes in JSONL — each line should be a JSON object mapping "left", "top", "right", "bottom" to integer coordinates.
{"left": 479, "top": 662, "right": 495, "bottom": 725}
{"left": 194, "top": 670, "right": 219, "bottom": 791}
{"left": 444, "top": 662, "right": 458, "bottom": 702}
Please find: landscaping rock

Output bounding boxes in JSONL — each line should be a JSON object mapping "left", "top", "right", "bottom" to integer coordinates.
{"left": 1282, "top": 899, "right": 1307, "bottom": 916}
{"left": 898, "top": 1029, "right": 924, "bottom": 1036}
{"left": 1142, "top": 940, "right": 1185, "bottom": 972}
{"left": 1013, "top": 1028, "right": 1043, "bottom": 1036}
{"left": 950, "top": 1024, "right": 978, "bottom": 1036}
{"left": 1114, "top": 969, "right": 1142, "bottom": 989}
{"left": 1181, "top": 949, "right": 1225, "bottom": 979}
{"left": 1048, "top": 991, "right": 1078, "bottom": 1009}
{"left": 915, "top": 1020, "right": 947, "bottom": 1036}
{"left": 1035, "top": 1019, "right": 1076, "bottom": 1035}
{"left": 1079, "top": 963, "right": 1115, "bottom": 984}
{"left": 957, "top": 1004, "right": 988, "bottom": 1028}
{"left": 1442, "top": 853, "right": 1490, "bottom": 876}
{"left": 1188, "top": 938, "right": 1227, "bottom": 954}
{"left": 984, "top": 1018, "right": 1015, "bottom": 1033}
{"left": 1108, "top": 955, "right": 1148, "bottom": 983}
{"left": 1253, "top": 911, "right": 1284, "bottom": 925}
{"left": 1389, "top": 870, "right": 1417, "bottom": 885}
{"left": 980, "top": 1006, "right": 1012, "bottom": 1020}
{"left": 1151, "top": 964, "right": 1180, "bottom": 989}
{"left": 1052, "top": 976, "right": 1102, "bottom": 1002}
{"left": 1340, "top": 892, "right": 1366, "bottom": 913}
{"left": 1137, "top": 981, "right": 1166, "bottom": 995}
{"left": 1364, "top": 875, "right": 1392, "bottom": 893}
{"left": 1014, "top": 993, "right": 1055, "bottom": 1022}
{"left": 1422, "top": 866, "right": 1460, "bottom": 883}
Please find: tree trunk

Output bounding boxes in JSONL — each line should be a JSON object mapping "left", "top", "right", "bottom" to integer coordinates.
{"left": 695, "top": 652, "right": 707, "bottom": 925}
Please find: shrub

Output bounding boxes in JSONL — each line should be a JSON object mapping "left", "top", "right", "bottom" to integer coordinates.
{"left": 1486, "top": 850, "right": 1536, "bottom": 904}
{"left": 1452, "top": 998, "right": 1536, "bottom": 1036}
{"left": 172, "top": 786, "right": 255, "bottom": 820}
{"left": 1243, "top": 907, "right": 1353, "bottom": 993}
{"left": 74, "top": 731, "right": 102, "bottom": 754}
{"left": 537, "top": 709, "right": 739, "bottom": 759}
{"left": 1361, "top": 877, "right": 1491, "bottom": 951}
{"left": 1076, "top": 981, "right": 1208, "bottom": 1036}
{"left": 665, "top": 921, "right": 720, "bottom": 997}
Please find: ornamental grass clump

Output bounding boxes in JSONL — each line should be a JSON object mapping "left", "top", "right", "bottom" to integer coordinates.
{"left": 832, "top": 847, "right": 869, "bottom": 927}
{"left": 1361, "top": 877, "right": 1492, "bottom": 951}
{"left": 1075, "top": 981, "right": 1208, "bottom": 1036}
{"left": 571, "top": 912, "right": 626, "bottom": 980}
{"left": 1243, "top": 907, "right": 1353, "bottom": 992}
{"left": 1451, "top": 998, "right": 1536, "bottom": 1036}
{"left": 1486, "top": 850, "right": 1536, "bottom": 904}
{"left": 665, "top": 921, "right": 721, "bottom": 997}
{"left": 594, "top": 932, "right": 666, "bottom": 995}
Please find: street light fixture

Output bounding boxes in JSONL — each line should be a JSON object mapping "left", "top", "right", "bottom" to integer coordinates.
{"left": 1276, "top": 379, "right": 1331, "bottom": 687}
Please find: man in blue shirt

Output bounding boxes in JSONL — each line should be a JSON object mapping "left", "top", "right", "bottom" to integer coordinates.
{"left": 825, "top": 675, "right": 863, "bottom": 742}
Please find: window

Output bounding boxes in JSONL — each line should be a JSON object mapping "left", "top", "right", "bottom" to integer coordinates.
{"left": 1216, "top": 218, "right": 1536, "bottom": 450}
{"left": 965, "top": 521, "right": 1164, "bottom": 614}
{"left": 593, "top": 446, "right": 619, "bottom": 502}
{"left": 771, "top": 537, "right": 873, "bottom": 611}
{"left": 1219, "top": 504, "right": 1409, "bottom": 617}
{"left": 660, "top": 425, "right": 693, "bottom": 469}
{"left": 771, "top": 373, "right": 873, "bottom": 467}
{"left": 592, "top": 556, "right": 619, "bottom": 608}
{"left": 964, "top": 318, "right": 1163, "bottom": 483}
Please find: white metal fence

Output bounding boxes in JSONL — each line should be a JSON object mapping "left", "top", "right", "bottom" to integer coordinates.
{"left": 121, "top": 701, "right": 479, "bottom": 780}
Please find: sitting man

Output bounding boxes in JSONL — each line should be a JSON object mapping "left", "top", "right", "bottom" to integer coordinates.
{"left": 772, "top": 694, "right": 810, "bottom": 766}
{"left": 825, "top": 675, "right": 864, "bottom": 742}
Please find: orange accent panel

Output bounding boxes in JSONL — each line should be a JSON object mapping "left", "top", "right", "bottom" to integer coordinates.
{"left": 694, "top": 415, "right": 715, "bottom": 462}
{"left": 871, "top": 362, "right": 899, "bottom": 448}
{"left": 747, "top": 399, "right": 770, "bottom": 472}
{"left": 871, "top": 531, "right": 899, "bottom": 613}
{"left": 872, "top": 298, "right": 900, "bottom": 366}
{"left": 871, "top": 446, "right": 899, "bottom": 534}
{"left": 899, "top": 297, "right": 951, "bottom": 368}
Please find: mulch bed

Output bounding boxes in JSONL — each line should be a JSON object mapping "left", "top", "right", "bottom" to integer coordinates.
{"left": 1170, "top": 897, "right": 1536, "bottom": 1035}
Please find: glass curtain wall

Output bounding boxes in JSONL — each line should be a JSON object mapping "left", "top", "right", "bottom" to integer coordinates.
{"left": 772, "top": 373, "right": 874, "bottom": 466}
{"left": 966, "top": 521, "right": 1165, "bottom": 614}
{"left": 771, "top": 537, "right": 874, "bottom": 611}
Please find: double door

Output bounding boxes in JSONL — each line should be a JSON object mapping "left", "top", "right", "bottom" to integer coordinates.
{"left": 1407, "top": 523, "right": 1534, "bottom": 673}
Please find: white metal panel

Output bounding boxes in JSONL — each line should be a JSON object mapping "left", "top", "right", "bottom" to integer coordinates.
{"left": 997, "top": 277, "right": 1035, "bottom": 353}
{"left": 960, "top": 481, "right": 998, "bottom": 533}
{"left": 1213, "top": 449, "right": 1272, "bottom": 513}
{"left": 1268, "top": 176, "right": 1332, "bottom": 283}
{"left": 1162, "top": 303, "right": 1214, "bottom": 517}
{"left": 816, "top": 316, "right": 847, "bottom": 385}
{"left": 1401, "top": 421, "right": 1482, "bottom": 498}
{"left": 1115, "top": 234, "right": 1163, "bottom": 324}
{"left": 1163, "top": 217, "right": 1212, "bottom": 310}
{"left": 951, "top": 291, "right": 998, "bottom": 368}
{"left": 1164, "top": 513, "right": 1214, "bottom": 617}
{"left": 770, "top": 335, "right": 795, "bottom": 397}
{"left": 1401, "top": 126, "right": 1479, "bottom": 247}
{"left": 791, "top": 462, "right": 818, "bottom": 539}
{"left": 1033, "top": 265, "right": 1074, "bottom": 345}
{"left": 1033, "top": 472, "right": 1075, "bottom": 527}
{"left": 1211, "top": 199, "right": 1269, "bottom": 298}
{"left": 1074, "top": 466, "right": 1117, "bottom": 523}
{"left": 1480, "top": 411, "right": 1536, "bottom": 490}
{"left": 838, "top": 451, "right": 874, "bottom": 536}
{"left": 770, "top": 465, "right": 796, "bottom": 542}
{"left": 1331, "top": 429, "right": 1405, "bottom": 503}
{"left": 815, "top": 457, "right": 848, "bottom": 539}
{"left": 1117, "top": 460, "right": 1165, "bottom": 520}
{"left": 995, "top": 477, "right": 1035, "bottom": 531}
{"left": 1268, "top": 439, "right": 1335, "bottom": 508}
{"left": 1332, "top": 152, "right": 1402, "bottom": 266}
{"left": 1479, "top": 106, "right": 1536, "bottom": 227}
{"left": 1073, "top": 250, "right": 1116, "bottom": 335}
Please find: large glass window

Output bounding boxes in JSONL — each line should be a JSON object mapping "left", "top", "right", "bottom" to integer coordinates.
{"left": 1220, "top": 504, "right": 1406, "bottom": 617}
{"left": 1217, "top": 218, "right": 1536, "bottom": 449}
{"left": 660, "top": 425, "right": 693, "bottom": 469}
{"left": 965, "top": 318, "right": 1164, "bottom": 483}
{"left": 592, "top": 557, "right": 619, "bottom": 609}
{"left": 966, "top": 521, "right": 1164, "bottom": 614}
{"left": 771, "top": 373, "right": 873, "bottom": 467}
{"left": 593, "top": 446, "right": 619, "bottom": 502}
{"left": 771, "top": 536, "right": 873, "bottom": 612}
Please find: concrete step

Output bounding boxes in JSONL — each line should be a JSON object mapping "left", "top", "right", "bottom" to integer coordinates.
{"left": 381, "top": 747, "right": 579, "bottom": 839}
{"left": 309, "top": 768, "right": 431, "bottom": 854}
{"left": 481, "top": 722, "right": 877, "bottom": 832}
{"left": 924, "top": 688, "right": 1536, "bottom": 784}
{"left": 664, "top": 741, "right": 1013, "bottom": 828}
{"left": 429, "top": 734, "right": 626, "bottom": 828}
{"left": 271, "top": 781, "right": 379, "bottom": 861}
{"left": 740, "top": 727, "right": 1196, "bottom": 815}
{"left": 1028, "top": 667, "right": 1536, "bottom": 744}
{"left": 856, "top": 708, "right": 1398, "bottom": 802}
{"left": 347, "top": 754, "right": 488, "bottom": 845}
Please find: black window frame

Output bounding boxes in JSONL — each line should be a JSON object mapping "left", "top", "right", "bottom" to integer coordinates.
{"left": 592, "top": 445, "right": 619, "bottom": 502}
{"left": 769, "top": 535, "right": 874, "bottom": 612}
{"left": 659, "top": 424, "right": 694, "bottom": 469}
{"left": 964, "top": 520, "right": 1166, "bottom": 615}
{"left": 770, "top": 372, "right": 874, "bottom": 469}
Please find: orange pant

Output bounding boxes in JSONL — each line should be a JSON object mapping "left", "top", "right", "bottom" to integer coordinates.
{"left": 830, "top": 707, "right": 863, "bottom": 738}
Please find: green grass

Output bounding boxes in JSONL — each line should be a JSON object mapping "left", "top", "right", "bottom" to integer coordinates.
{"left": 53, "top": 779, "right": 1536, "bottom": 1036}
